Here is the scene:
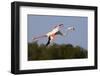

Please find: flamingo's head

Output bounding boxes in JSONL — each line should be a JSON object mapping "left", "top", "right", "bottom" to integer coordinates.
{"left": 67, "top": 26, "right": 75, "bottom": 31}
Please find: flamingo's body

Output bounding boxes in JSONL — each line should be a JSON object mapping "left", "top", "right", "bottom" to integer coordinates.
{"left": 32, "top": 24, "right": 75, "bottom": 46}
{"left": 46, "top": 24, "right": 63, "bottom": 40}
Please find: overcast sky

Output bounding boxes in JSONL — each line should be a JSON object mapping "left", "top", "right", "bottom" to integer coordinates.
{"left": 28, "top": 15, "right": 88, "bottom": 49}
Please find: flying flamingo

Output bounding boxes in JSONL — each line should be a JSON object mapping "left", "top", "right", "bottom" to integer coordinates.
{"left": 32, "top": 24, "right": 75, "bottom": 46}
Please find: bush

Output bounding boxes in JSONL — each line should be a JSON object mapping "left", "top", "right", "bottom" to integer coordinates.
{"left": 28, "top": 42, "right": 88, "bottom": 61}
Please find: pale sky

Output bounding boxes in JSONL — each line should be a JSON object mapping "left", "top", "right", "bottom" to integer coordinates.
{"left": 28, "top": 15, "right": 88, "bottom": 49}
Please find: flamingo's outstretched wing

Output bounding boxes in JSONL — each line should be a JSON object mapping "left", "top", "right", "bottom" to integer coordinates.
{"left": 32, "top": 35, "right": 47, "bottom": 40}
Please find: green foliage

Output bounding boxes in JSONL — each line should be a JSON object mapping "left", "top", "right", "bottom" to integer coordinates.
{"left": 28, "top": 42, "right": 88, "bottom": 61}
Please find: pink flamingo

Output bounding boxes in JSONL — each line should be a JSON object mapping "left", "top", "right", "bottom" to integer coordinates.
{"left": 32, "top": 24, "right": 75, "bottom": 46}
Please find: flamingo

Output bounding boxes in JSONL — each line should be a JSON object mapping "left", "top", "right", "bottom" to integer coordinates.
{"left": 32, "top": 24, "right": 75, "bottom": 46}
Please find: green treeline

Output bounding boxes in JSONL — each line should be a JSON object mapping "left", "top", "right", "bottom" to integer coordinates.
{"left": 28, "top": 42, "right": 88, "bottom": 61}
